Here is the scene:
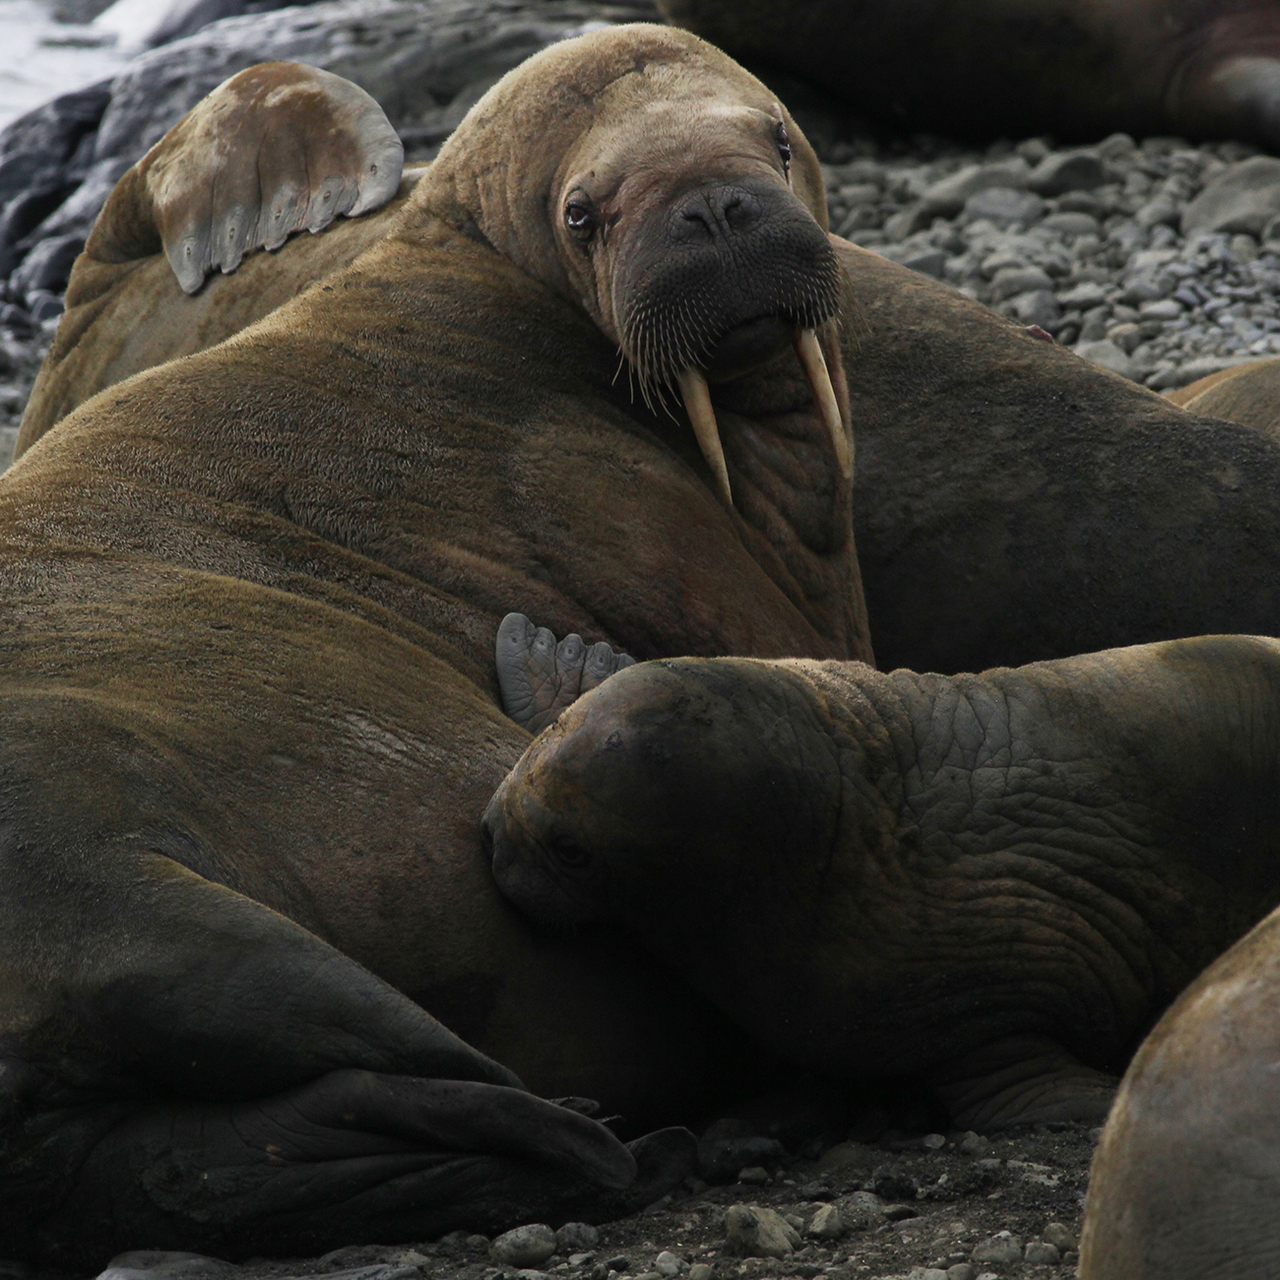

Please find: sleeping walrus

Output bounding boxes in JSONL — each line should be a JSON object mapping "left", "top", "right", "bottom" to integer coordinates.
{"left": 0, "top": 26, "right": 870, "bottom": 1268}
{"left": 657, "top": 0, "right": 1280, "bottom": 147}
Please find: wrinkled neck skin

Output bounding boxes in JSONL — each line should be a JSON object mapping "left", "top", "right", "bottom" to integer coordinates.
{"left": 404, "top": 24, "right": 869, "bottom": 662}
{"left": 516, "top": 640, "right": 1280, "bottom": 1078}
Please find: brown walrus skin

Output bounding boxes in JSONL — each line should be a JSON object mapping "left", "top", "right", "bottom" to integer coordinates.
{"left": 0, "top": 28, "right": 872, "bottom": 1268}
{"left": 24, "top": 85, "right": 1280, "bottom": 680}
{"left": 484, "top": 636, "right": 1280, "bottom": 1135}
{"left": 657, "top": 0, "right": 1280, "bottom": 147}
{"left": 1167, "top": 354, "right": 1280, "bottom": 438}
{"left": 1080, "top": 894, "right": 1280, "bottom": 1279}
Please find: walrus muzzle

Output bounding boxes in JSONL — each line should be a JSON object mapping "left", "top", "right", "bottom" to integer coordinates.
{"left": 612, "top": 175, "right": 849, "bottom": 504}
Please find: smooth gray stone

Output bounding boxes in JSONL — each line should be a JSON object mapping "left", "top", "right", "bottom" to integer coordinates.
{"left": 1182, "top": 156, "right": 1280, "bottom": 237}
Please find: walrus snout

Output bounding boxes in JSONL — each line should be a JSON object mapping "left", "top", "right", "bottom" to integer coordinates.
{"left": 612, "top": 173, "right": 850, "bottom": 504}
{"left": 668, "top": 182, "right": 766, "bottom": 244}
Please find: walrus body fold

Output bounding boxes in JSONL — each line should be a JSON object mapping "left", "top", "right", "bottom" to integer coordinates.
{"left": 15, "top": 26, "right": 1280, "bottom": 1276}
{"left": 0, "top": 30, "right": 873, "bottom": 1267}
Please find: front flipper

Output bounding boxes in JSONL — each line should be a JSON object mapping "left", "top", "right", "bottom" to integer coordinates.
{"left": 11, "top": 1072, "right": 693, "bottom": 1267}
{"left": 496, "top": 613, "right": 636, "bottom": 734}
{"left": 86, "top": 62, "right": 404, "bottom": 293}
{"left": 927, "top": 1035, "right": 1119, "bottom": 1132}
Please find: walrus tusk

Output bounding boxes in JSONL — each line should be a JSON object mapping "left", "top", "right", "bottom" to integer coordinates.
{"left": 795, "top": 328, "right": 852, "bottom": 479}
{"left": 677, "top": 366, "right": 733, "bottom": 506}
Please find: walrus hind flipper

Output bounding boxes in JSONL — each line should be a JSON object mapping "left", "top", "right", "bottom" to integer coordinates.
{"left": 0, "top": 847, "right": 663, "bottom": 1267}
{"left": 85, "top": 62, "right": 404, "bottom": 293}
{"left": 9, "top": 1072, "right": 690, "bottom": 1268}
{"left": 496, "top": 613, "right": 636, "bottom": 735}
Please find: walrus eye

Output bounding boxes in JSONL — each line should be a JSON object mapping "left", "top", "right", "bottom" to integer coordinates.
{"left": 775, "top": 121, "right": 792, "bottom": 175}
{"left": 550, "top": 834, "right": 591, "bottom": 868}
{"left": 564, "top": 198, "right": 596, "bottom": 241}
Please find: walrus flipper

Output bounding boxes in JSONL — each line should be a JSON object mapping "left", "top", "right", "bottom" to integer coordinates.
{"left": 0, "top": 848, "right": 655, "bottom": 1268}
{"left": 84, "top": 62, "right": 404, "bottom": 293}
{"left": 496, "top": 613, "right": 635, "bottom": 735}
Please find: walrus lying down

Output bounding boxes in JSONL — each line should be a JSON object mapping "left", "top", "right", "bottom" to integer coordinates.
{"left": 0, "top": 27, "right": 873, "bottom": 1268}
{"left": 484, "top": 635, "right": 1280, "bottom": 1280}
{"left": 12, "top": 21, "right": 1280, "bottom": 1272}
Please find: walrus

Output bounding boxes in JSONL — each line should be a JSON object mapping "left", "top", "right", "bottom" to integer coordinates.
{"left": 1166, "top": 354, "right": 1280, "bottom": 438}
{"left": 1079, "top": 896, "right": 1280, "bottom": 1278}
{"left": 0, "top": 26, "right": 874, "bottom": 1268}
{"left": 23, "top": 67, "right": 1280, "bottom": 676}
{"left": 484, "top": 635, "right": 1280, "bottom": 1133}
{"left": 656, "top": 0, "right": 1280, "bottom": 147}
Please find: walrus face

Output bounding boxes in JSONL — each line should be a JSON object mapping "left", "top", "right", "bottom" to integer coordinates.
{"left": 551, "top": 98, "right": 849, "bottom": 503}
{"left": 483, "top": 657, "right": 833, "bottom": 935}
{"left": 421, "top": 24, "right": 852, "bottom": 508}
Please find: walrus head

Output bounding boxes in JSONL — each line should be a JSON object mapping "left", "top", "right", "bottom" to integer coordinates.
{"left": 415, "top": 23, "right": 852, "bottom": 507}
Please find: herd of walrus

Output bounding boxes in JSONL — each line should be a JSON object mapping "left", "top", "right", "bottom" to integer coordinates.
{"left": 6, "top": 2, "right": 1280, "bottom": 1276}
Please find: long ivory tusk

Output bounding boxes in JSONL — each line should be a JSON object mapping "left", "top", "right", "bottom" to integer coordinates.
{"left": 677, "top": 366, "right": 733, "bottom": 506}
{"left": 794, "top": 328, "right": 852, "bottom": 480}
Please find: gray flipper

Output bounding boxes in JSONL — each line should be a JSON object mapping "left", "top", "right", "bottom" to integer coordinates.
{"left": 495, "top": 612, "right": 636, "bottom": 734}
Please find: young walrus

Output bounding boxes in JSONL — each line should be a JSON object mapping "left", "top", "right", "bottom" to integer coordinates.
{"left": 485, "top": 637, "right": 1280, "bottom": 1133}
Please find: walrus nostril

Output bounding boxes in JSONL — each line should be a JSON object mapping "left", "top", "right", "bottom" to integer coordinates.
{"left": 672, "top": 187, "right": 762, "bottom": 242}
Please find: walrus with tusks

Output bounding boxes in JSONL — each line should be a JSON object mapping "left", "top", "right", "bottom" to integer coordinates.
{"left": 25, "top": 69, "right": 1280, "bottom": 680}
{"left": 0, "top": 27, "right": 874, "bottom": 1268}
{"left": 657, "top": 0, "right": 1280, "bottom": 147}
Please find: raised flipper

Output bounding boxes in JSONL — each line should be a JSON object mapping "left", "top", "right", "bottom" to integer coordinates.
{"left": 0, "top": 843, "right": 687, "bottom": 1268}
{"left": 496, "top": 612, "right": 636, "bottom": 735}
{"left": 84, "top": 62, "right": 404, "bottom": 293}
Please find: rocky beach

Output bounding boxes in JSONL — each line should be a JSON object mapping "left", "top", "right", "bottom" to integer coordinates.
{"left": 0, "top": 2, "right": 1275, "bottom": 1278}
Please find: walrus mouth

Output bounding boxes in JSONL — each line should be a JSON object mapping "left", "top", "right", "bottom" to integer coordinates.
{"left": 675, "top": 328, "right": 851, "bottom": 506}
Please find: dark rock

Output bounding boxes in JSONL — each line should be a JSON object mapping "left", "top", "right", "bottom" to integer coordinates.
{"left": 1182, "top": 155, "right": 1280, "bottom": 236}
{"left": 26, "top": 291, "right": 65, "bottom": 323}
{"left": 0, "top": 185, "right": 75, "bottom": 274}
{"left": 866, "top": 1167, "right": 919, "bottom": 1201}
{"left": 1027, "top": 150, "right": 1108, "bottom": 196}
{"left": 0, "top": 81, "right": 110, "bottom": 208}
{"left": 143, "top": 0, "right": 328, "bottom": 50}
{"left": 961, "top": 186, "right": 1045, "bottom": 228}
{"left": 697, "top": 1119, "right": 786, "bottom": 1183}
{"left": 51, "top": 0, "right": 116, "bottom": 18}
{"left": 0, "top": 304, "right": 33, "bottom": 333}
{"left": 10, "top": 234, "right": 83, "bottom": 301}
{"left": 21, "top": 156, "right": 133, "bottom": 247}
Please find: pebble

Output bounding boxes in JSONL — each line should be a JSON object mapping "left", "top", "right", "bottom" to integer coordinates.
{"left": 722, "top": 1204, "right": 801, "bottom": 1259}
{"left": 490, "top": 1225, "right": 557, "bottom": 1269}
{"left": 556, "top": 1225, "right": 599, "bottom": 1255}
{"left": 1043, "top": 1221, "right": 1079, "bottom": 1251}
{"left": 839, "top": 1190, "right": 888, "bottom": 1231}
{"left": 806, "top": 1204, "right": 845, "bottom": 1239}
{"left": 969, "top": 1232, "right": 1023, "bottom": 1266}
{"left": 824, "top": 133, "right": 1280, "bottom": 389}
{"left": 1023, "top": 1240, "right": 1062, "bottom": 1263}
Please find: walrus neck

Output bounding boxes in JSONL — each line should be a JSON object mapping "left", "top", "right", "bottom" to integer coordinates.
{"left": 688, "top": 329, "right": 873, "bottom": 665}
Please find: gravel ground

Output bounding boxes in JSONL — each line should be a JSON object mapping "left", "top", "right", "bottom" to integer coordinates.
{"left": 2, "top": 113, "right": 1271, "bottom": 1280}
{"left": 31, "top": 1121, "right": 1094, "bottom": 1280}
{"left": 811, "top": 126, "right": 1280, "bottom": 393}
